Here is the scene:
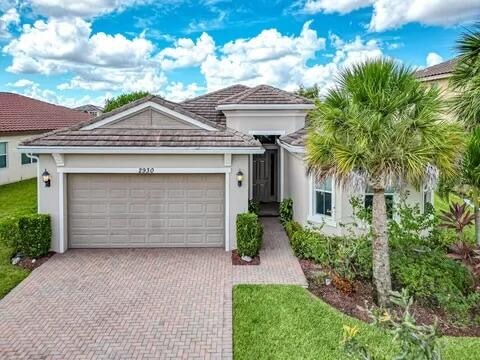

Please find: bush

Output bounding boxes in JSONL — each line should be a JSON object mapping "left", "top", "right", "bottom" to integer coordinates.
{"left": 237, "top": 212, "right": 263, "bottom": 257}
{"left": 284, "top": 220, "right": 302, "bottom": 240}
{"left": 0, "top": 214, "right": 51, "bottom": 258}
{"left": 248, "top": 200, "right": 260, "bottom": 215}
{"left": 279, "top": 198, "right": 293, "bottom": 225}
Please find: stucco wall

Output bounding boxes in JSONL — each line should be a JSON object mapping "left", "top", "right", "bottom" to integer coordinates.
{"left": 0, "top": 133, "right": 39, "bottom": 185}
{"left": 283, "top": 150, "right": 425, "bottom": 236}
{"left": 224, "top": 110, "right": 306, "bottom": 135}
{"left": 38, "top": 153, "right": 249, "bottom": 252}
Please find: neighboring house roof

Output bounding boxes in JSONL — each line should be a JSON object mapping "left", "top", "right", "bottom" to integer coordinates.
{"left": 218, "top": 84, "right": 313, "bottom": 105}
{"left": 21, "top": 94, "right": 261, "bottom": 149}
{"left": 181, "top": 85, "right": 250, "bottom": 126}
{"left": 0, "top": 92, "right": 91, "bottom": 134}
{"left": 279, "top": 128, "right": 307, "bottom": 147}
{"left": 75, "top": 104, "right": 103, "bottom": 112}
{"left": 415, "top": 59, "right": 456, "bottom": 80}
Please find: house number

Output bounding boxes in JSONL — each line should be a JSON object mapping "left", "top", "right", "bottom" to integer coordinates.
{"left": 138, "top": 167, "right": 154, "bottom": 174}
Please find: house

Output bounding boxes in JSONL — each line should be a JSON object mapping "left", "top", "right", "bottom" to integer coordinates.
{"left": 19, "top": 84, "right": 425, "bottom": 253}
{"left": 74, "top": 104, "right": 103, "bottom": 118}
{"left": 0, "top": 93, "right": 90, "bottom": 185}
{"left": 415, "top": 58, "right": 455, "bottom": 90}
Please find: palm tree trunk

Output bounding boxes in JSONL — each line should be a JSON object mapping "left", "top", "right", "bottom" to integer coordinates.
{"left": 372, "top": 188, "right": 392, "bottom": 307}
{"left": 475, "top": 204, "right": 480, "bottom": 247}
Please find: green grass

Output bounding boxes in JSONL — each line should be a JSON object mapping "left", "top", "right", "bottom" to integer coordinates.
{"left": 233, "top": 285, "right": 480, "bottom": 360}
{"left": 0, "top": 178, "right": 37, "bottom": 298}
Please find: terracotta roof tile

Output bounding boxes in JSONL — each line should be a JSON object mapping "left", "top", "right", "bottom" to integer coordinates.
{"left": 0, "top": 92, "right": 91, "bottom": 134}
{"left": 218, "top": 85, "right": 313, "bottom": 105}
{"left": 415, "top": 59, "right": 456, "bottom": 80}
{"left": 280, "top": 128, "right": 307, "bottom": 147}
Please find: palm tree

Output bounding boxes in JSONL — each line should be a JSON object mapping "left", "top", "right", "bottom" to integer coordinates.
{"left": 450, "top": 24, "right": 480, "bottom": 131}
{"left": 305, "top": 59, "right": 465, "bottom": 307}
{"left": 459, "top": 129, "right": 480, "bottom": 246}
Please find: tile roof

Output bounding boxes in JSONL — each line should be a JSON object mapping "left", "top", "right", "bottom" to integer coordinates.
{"left": 21, "top": 128, "right": 260, "bottom": 148}
{"left": 0, "top": 92, "right": 91, "bottom": 134}
{"left": 74, "top": 104, "right": 103, "bottom": 112}
{"left": 279, "top": 128, "right": 307, "bottom": 147}
{"left": 415, "top": 59, "right": 456, "bottom": 80}
{"left": 181, "top": 85, "right": 250, "bottom": 126}
{"left": 218, "top": 85, "right": 313, "bottom": 105}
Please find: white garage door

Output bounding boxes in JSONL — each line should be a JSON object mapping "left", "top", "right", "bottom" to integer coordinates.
{"left": 68, "top": 173, "right": 225, "bottom": 248}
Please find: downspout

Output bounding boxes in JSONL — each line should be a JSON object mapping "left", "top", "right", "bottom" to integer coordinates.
{"left": 25, "top": 153, "right": 40, "bottom": 213}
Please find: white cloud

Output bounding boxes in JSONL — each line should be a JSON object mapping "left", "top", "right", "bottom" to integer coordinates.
{"left": 7, "top": 78, "right": 36, "bottom": 87}
{"left": 156, "top": 33, "right": 215, "bottom": 70}
{"left": 201, "top": 21, "right": 328, "bottom": 91}
{"left": 161, "top": 82, "right": 204, "bottom": 102}
{"left": 27, "top": 0, "right": 147, "bottom": 18}
{"left": 0, "top": 8, "right": 19, "bottom": 39}
{"left": 426, "top": 52, "right": 443, "bottom": 67}
{"left": 297, "top": 0, "right": 480, "bottom": 31}
{"left": 302, "top": 0, "right": 371, "bottom": 14}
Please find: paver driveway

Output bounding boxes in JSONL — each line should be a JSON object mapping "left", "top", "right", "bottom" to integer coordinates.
{"left": 0, "top": 249, "right": 232, "bottom": 359}
{"left": 0, "top": 218, "right": 305, "bottom": 359}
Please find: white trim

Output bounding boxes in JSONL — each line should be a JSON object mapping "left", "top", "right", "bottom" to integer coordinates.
{"left": 418, "top": 73, "right": 451, "bottom": 82}
{"left": 248, "top": 154, "right": 253, "bottom": 199}
{"left": 278, "top": 140, "right": 305, "bottom": 154}
{"left": 26, "top": 153, "right": 40, "bottom": 211}
{"left": 308, "top": 175, "right": 337, "bottom": 227}
{"left": 57, "top": 167, "right": 232, "bottom": 174}
{"left": 225, "top": 172, "right": 230, "bottom": 251}
{"left": 280, "top": 146, "right": 285, "bottom": 201}
{"left": 248, "top": 130, "right": 286, "bottom": 136}
{"left": 52, "top": 153, "right": 64, "bottom": 167}
{"left": 217, "top": 104, "right": 314, "bottom": 111}
{"left": 18, "top": 146, "right": 264, "bottom": 155}
{"left": 224, "top": 153, "right": 232, "bottom": 166}
{"left": 82, "top": 101, "right": 218, "bottom": 131}
{"left": 58, "top": 173, "right": 66, "bottom": 253}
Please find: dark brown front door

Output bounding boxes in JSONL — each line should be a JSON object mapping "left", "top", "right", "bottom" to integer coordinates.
{"left": 253, "top": 148, "right": 278, "bottom": 202}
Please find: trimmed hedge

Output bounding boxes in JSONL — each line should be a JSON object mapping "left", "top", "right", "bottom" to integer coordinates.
{"left": 237, "top": 212, "right": 263, "bottom": 257}
{"left": 0, "top": 214, "right": 51, "bottom": 258}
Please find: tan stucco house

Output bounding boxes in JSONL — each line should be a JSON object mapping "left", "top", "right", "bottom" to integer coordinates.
{"left": 19, "top": 84, "right": 428, "bottom": 253}
{"left": 0, "top": 93, "right": 90, "bottom": 185}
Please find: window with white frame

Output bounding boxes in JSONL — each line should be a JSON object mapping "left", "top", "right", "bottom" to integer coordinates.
{"left": 364, "top": 186, "right": 394, "bottom": 219}
{"left": 21, "top": 153, "right": 38, "bottom": 165}
{"left": 314, "top": 176, "right": 333, "bottom": 217}
{"left": 0, "top": 142, "right": 6, "bottom": 168}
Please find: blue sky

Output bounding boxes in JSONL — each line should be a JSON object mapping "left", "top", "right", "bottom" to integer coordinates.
{"left": 0, "top": 0, "right": 478, "bottom": 107}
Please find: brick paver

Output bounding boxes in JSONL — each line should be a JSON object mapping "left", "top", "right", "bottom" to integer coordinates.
{"left": 0, "top": 218, "right": 305, "bottom": 359}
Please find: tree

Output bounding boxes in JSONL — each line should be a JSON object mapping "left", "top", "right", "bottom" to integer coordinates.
{"left": 295, "top": 84, "right": 320, "bottom": 100}
{"left": 305, "top": 59, "right": 464, "bottom": 307}
{"left": 104, "top": 91, "right": 151, "bottom": 113}
{"left": 450, "top": 24, "right": 480, "bottom": 131}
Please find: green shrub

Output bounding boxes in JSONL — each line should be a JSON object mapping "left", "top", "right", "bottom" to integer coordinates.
{"left": 391, "top": 250, "right": 473, "bottom": 305}
{"left": 284, "top": 220, "right": 302, "bottom": 240}
{"left": 279, "top": 198, "right": 293, "bottom": 225}
{"left": 236, "top": 212, "right": 263, "bottom": 257}
{"left": 0, "top": 214, "right": 51, "bottom": 258}
{"left": 248, "top": 200, "right": 260, "bottom": 215}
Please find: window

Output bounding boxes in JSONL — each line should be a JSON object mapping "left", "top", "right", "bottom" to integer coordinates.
{"left": 21, "top": 153, "right": 37, "bottom": 165}
{"left": 314, "top": 177, "right": 333, "bottom": 216}
{"left": 0, "top": 142, "right": 6, "bottom": 168}
{"left": 364, "top": 186, "right": 394, "bottom": 219}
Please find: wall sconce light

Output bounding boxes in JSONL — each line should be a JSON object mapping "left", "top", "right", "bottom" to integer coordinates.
{"left": 42, "top": 169, "right": 51, "bottom": 187}
{"left": 236, "top": 170, "right": 244, "bottom": 187}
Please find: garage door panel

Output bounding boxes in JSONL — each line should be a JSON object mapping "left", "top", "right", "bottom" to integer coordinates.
{"left": 68, "top": 173, "right": 224, "bottom": 248}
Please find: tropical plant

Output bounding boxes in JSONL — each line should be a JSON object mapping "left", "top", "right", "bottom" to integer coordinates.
{"left": 306, "top": 59, "right": 465, "bottom": 306}
{"left": 279, "top": 198, "right": 293, "bottom": 225}
{"left": 104, "top": 91, "right": 151, "bottom": 113}
{"left": 447, "top": 241, "right": 476, "bottom": 262}
{"left": 439, "top": 202, "right": 475, "bottom": 236}
{"left": 295, "top": 84, "right": 320, "bottom": 100}
{"left": 248, "top": 199, "right": 260, "bottom": 215}
{"left": 450, "top": 24, "right": 480, "bottom": 131}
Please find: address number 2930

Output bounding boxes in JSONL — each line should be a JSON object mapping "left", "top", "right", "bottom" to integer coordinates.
{"left": 138, "top": 167, "right": 154, "bottom": 174}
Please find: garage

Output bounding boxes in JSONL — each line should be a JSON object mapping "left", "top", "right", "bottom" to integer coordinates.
{"left": 68, "top": 173, "right": 225, "bottom": 248}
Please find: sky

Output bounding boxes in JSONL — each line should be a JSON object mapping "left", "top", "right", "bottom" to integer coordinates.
{"left": 0, "top": 0, "right": 479, "bottom": 108}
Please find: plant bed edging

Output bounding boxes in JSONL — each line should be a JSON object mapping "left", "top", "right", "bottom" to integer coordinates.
{"left": 232, "top": 250, "right": 260, "bottom": 265}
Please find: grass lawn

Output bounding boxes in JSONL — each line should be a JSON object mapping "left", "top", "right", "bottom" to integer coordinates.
{"left": 234, "top": 285, "right": 480, "bottom": 360}
{"left": 0, "top": 178, "right": 37, "bottom": 298}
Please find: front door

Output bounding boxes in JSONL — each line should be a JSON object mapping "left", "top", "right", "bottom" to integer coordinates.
{"left": 253, "top": 148, "right": 278, "bottom": 202}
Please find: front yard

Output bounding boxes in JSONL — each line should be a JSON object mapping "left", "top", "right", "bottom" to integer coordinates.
{"left": 0, "top": 178, "right": 36, "bottom": 298}
{"left": 234, "top": 285, "right": 480, "bottom": 360}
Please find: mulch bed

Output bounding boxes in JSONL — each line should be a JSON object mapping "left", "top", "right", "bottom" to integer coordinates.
{"left": 300, "top": 259, "right": 480, "bottom": 337}
{"left": 16, "top": 252, "right": 55, "bottom": 271}
{"left": 232, "top": 250, "right": 260, "bottom": 265}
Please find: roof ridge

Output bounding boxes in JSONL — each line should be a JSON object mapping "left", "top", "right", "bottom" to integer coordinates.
{"left": 217, "top": 85, "right": 259, "bottom": 104}
{"left": 218, "top": 84, "right": 314, "bottom": 104}
{"left": 181, "top": 84, "right": 250, "bottom": 103}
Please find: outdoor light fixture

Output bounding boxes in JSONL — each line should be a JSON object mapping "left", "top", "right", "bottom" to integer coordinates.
{"left": 42, "top": 169, "right": 51, "bottom": 187}
{"left": 236, "top": 170, "right": 244, "bottom": 187}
